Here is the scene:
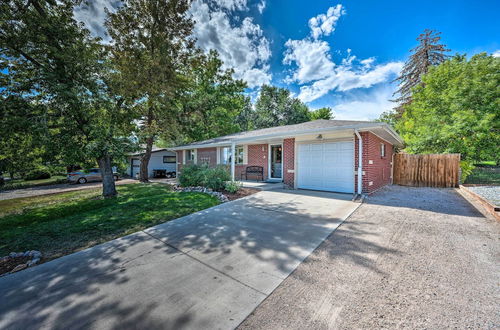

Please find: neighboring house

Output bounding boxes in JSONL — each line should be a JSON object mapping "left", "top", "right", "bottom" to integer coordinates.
{"left": 171, "top": 120, "right": 404, "bottom": 194}
{"left": 126, "top": 147, "right": 177, "bottom": 178}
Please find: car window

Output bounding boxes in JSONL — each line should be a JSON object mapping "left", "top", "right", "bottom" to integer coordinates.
{"left": 89, "top": 169, "right": 100, "bottom": 173}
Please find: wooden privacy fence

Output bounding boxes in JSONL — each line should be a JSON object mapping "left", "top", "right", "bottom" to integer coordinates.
{"left": 393, "top": 153, "right": 460, "bottom": 188}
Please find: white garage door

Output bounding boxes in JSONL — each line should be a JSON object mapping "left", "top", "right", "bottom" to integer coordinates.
{"left": 297, "top": 141, "right": 354, "bottom": 193}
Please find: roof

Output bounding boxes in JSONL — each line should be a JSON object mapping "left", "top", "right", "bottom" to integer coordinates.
{"left": 128, "top": 146, "right": 175, "bottom": 156}
{"left": 172, "top": 120, "right": 404, "bottom": 149}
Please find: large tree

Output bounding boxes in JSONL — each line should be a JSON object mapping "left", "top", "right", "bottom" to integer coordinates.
{"left": 392, "top": 29, "right": 449, "bottom": 116}
{"left": 178, "top": 50, "right": 249, "bottom": 143}
{"left": 0, "top": 0, "right": 133, "bottom": 197}
{"left": 253, "top": 85, "right": 311, "bottom": 129}
{"left": 309, "top": 107, "right": 333, "bottom": 120}
{"left": 106, "top": 0, "right": 195, "bottom": 182}
{"left": 398, "top": 53, "right": 499, "bottom": 163}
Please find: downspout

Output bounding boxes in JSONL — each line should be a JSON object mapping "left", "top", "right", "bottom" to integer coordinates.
{"left": 354, "top": 129, "right": 363, "bottom": 196}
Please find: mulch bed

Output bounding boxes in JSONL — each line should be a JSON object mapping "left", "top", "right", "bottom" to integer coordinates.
{"left": 0, "top": 256, "right": 32, "bottom": 275}
{"left": 222, "top": 187, "right": 260, "bottom": 201}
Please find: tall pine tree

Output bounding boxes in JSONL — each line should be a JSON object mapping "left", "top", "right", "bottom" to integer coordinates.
{"left": 392, "top": 29, "right": 449, "bottom": 115}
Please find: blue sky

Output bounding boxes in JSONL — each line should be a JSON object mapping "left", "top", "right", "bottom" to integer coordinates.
{"left": 74, "top": 0, "right": 500, "bottom": 120}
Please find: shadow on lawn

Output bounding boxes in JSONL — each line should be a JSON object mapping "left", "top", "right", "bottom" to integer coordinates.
{"left": 0, "top": 188, "right": 400, "bottom": 329}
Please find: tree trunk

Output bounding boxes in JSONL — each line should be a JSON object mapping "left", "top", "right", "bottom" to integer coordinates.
{"left": 97, "top": 154, "right": 117, "bottom": 198}
{"left": 139, "top": 136, "right": 153, "bottom": 182}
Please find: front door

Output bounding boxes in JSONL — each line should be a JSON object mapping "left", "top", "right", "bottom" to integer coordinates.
{"left": 270, "top": 145, "right": 282, "bottom": 179}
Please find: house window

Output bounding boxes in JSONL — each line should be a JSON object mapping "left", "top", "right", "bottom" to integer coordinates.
{"left": 200, "top": 157, "right": 210, "bottom": 164}
{"left": 380, "top": 143, "right": 386, "bottom": 158}
{"left": 186, "top": 149, "right": 195, "bottom": 163}
{"left": 221, "top": 146, "right": 244, "bottom": 165}
{"left": 163, "top": 156, "right": 176, "bottom": 163}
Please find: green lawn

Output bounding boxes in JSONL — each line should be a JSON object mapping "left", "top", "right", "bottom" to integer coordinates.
{"left": 465, "top": 166, "right": 500, "bottom": 185}
{"left": 1, "top": 175, "right": 68, "bottom": 191}
{"left": 0, "top": 183, "right": 219, "bottom": 260}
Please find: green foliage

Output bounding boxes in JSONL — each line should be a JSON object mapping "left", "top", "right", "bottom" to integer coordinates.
{"left": 398, "top": 54, "right": 500, "bottom": 163}
{"left": 459, "top": 160, "right": 475, "bottom": 183}
{"left": 179, "top": 50, "right": 249, "bottom": 143}
{"left": 0, "top": 184, "right": 219, "bottom": 259}
{"left": 1, "top": 0, "right": 135, "bottom": 196}
{"left": 205, "top": 166, "right": 232, "bottom": 191}
{"left": 253, "top": 85, "right": 311, "bottom": 129}
{"left": 464, "top": 166, "right": 500, "bottom": 185}
{"left": 179, "top": 164, "right": 231, "bottom": 191}
{"left": 1, "top": 176, "right": 67, "bottom": 191}
{"left": 309, "top": 107, "right": 333, "bottom": 120}
{"left": 224, "top": 181, "right": 242, "bottom": 193}
{"left": 24, "top": 167, "right": 51, "bottom": 181}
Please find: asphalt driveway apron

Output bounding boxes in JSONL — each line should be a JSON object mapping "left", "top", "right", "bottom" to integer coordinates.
{"left": 0, "top": 189, "right": 359, "bottom": 330}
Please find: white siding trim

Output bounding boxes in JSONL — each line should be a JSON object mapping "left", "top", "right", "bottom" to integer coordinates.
{"left": 193, "top": 149, "right": 197, "bottom": 165}
{"left": 216, "top": 147, "right": 220, "bottom": 164}
{"left": 243, "top": 145, "right": 248, "bottom": 165}
{"left": 182, "top": 150, "right": 186, "bottom": 165}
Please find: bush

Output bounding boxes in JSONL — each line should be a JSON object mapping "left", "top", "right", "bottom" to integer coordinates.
{"left": 224, "top": 180, "right": 242, "bottom": 193}
{"left": 24, "top": 167, "right": 51, "bottom": 181}
{"left": 460, "top": 160, "right": 475, "bottom": 183}
{"left": 205, "top": 166, "right": 231, "bottom": 191}
{"left": 179, "top": 164, "right": 230, "bottom": 191}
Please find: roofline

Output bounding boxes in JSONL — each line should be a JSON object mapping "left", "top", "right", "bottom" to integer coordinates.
{"left": 171, "top": 123, "right": 404, "bottom": 150}
{"left": 127, "top": 148, "right": 175, "bottom": 156}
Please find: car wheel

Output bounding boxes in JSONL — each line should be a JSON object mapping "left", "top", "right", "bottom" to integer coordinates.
{"left": 113, "top": 175, "right": 119, "bottom": 181}
{"left": 77, "top": 177, "right": 87, "bottom": 184}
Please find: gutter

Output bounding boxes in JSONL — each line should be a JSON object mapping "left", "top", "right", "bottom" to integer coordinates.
{"left": 354, "top": 129, "right": 363, "bottom": 197}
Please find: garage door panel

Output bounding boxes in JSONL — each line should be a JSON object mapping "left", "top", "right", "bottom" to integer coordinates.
{"left": 298, "top": 141, "right": 354, "bottom": 193}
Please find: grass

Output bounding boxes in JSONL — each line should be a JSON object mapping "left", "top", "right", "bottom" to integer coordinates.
{"left": 465, "top": 166, "right": 500, "bottom": 185}
{"left": 0, "top": 183, "right": 219, "bottom": 260}
{"left": 1, "top": 175, "right": 68, "bottom": 191}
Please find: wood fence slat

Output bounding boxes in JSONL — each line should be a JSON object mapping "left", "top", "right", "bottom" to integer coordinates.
{"left": 393, "top": 153, "right": 460, "bottom": 188}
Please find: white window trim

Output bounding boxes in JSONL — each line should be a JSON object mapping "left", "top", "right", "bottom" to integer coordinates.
{"left": 220, "top": 145, "right": 244, "bottom": 165}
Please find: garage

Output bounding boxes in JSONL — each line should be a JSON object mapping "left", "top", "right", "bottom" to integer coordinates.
{"left": 297, "top": 140, "right": 355, "bottom": 193}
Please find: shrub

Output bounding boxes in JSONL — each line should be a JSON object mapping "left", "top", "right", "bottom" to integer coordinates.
{"left": 205, "top": 166, "right": 231, "bottom": 191}
{"left": 224, "top": 180, "right": 242, "bottom": 193}
{"left": 179, "top": 164, "right": 207, "bottom": 187}
{"left": 24, "top": 167, "right": 51, "bottom": 181}
{"left": 460, "top": 160, "right": 475, "bottom": 183}
{"left": 179, "top": 164, "right": 230, "bottom": 191}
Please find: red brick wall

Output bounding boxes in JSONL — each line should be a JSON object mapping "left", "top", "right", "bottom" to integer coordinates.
{"left": 283, "top": 138, "right": 295, "bottom": 187}
{"left": 197, "top": 147, "right": 217, "bottom": 167}
{"left": 236, "top": 144, "right": 268, "bottom": 180}
{"left": 355, "top": 132, "right": 394, "bottom": 194}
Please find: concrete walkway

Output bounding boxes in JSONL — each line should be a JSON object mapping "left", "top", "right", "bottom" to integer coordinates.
{"left": 0, "top": 189, "right": 359, "bottom": 329}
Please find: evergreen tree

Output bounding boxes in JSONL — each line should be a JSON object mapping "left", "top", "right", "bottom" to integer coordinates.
{"left": 392, "top": 29, "right": 449, "bottom": 115}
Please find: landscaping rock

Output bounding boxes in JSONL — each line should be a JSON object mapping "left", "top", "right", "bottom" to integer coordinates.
{"left": 11, "top": 263, "right": 27, "bottom": 273}
{"left": 0, "top": 250, "right": 43, "bottom": 276}
{"left": 172, "top": 185, "right": 229, "bottom": 203}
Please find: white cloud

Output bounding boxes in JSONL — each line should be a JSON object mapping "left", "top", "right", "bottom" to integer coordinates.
{"left": 283, "top": 4, "right": 402, "bottom": 103}
{"left": 493, "top": 50, "right": 500, "bottom": 58}
{"left": 298, "top": 61, "right": 402, "bottom": 102}
{"left": 308, "top": 4, "right": 344, "bottom": 39}
{"left": 283, "top": 39, "right": 335, "bottom": 83}
{"left": 216, "top": 0, "right": 248, "bottom": 11}
{"left": 73, "top": 0, "right": 120, "bottom": 42}
{"left": 331, "top": 85, "right": 396, "bottom": 121}
{"left": 190, "top": 0, "right": 272, "bottom": 88}
{"left": 257, "top": 0, "right": 266, "bottom": 14}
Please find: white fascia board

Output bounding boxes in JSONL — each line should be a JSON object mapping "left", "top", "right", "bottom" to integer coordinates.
{"left": 171, "top": 123, "right": 403, "bottom": 150}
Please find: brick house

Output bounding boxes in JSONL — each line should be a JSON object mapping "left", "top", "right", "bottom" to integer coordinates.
{"left": 171, "top": 120, "right": 404, "bottom": 195}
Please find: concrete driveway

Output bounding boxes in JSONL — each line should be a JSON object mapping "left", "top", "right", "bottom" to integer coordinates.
{"left": 0, "top": 189, "right": 359, "bottom": 329}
